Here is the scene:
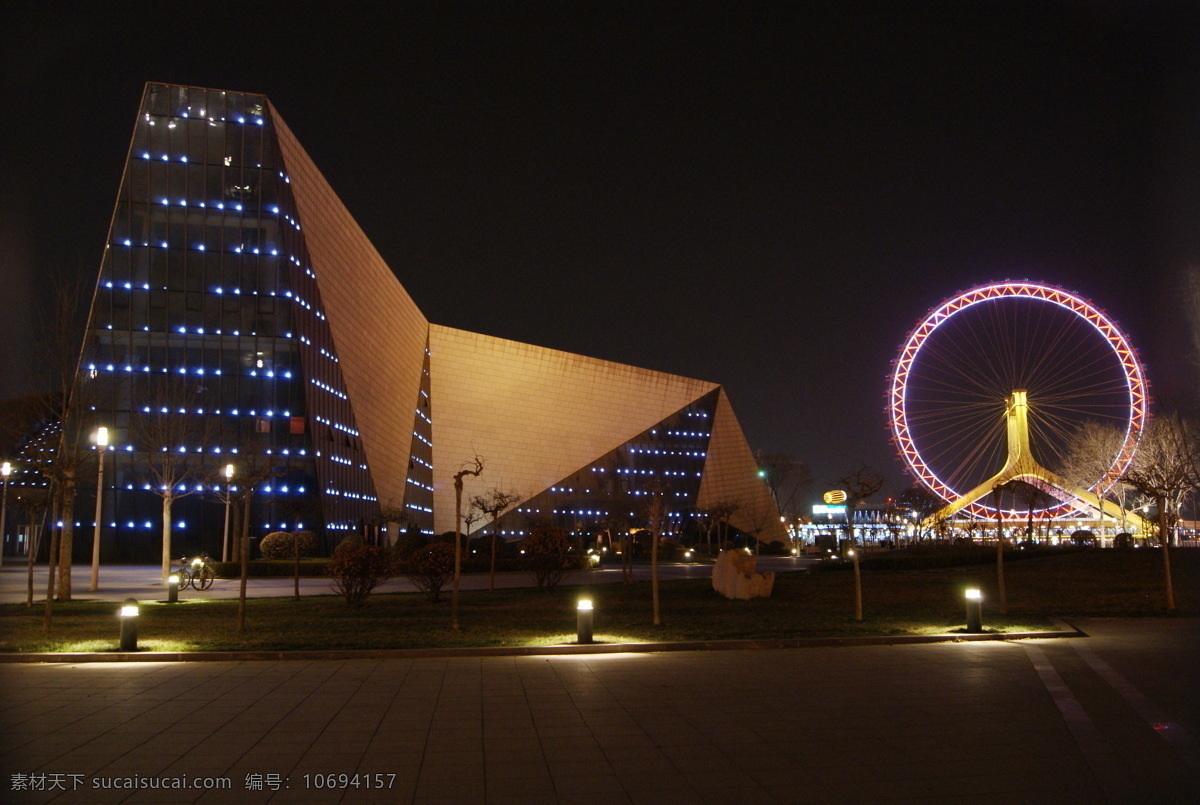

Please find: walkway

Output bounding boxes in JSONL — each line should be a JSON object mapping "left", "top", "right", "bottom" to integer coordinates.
{"left": 1, "top": 618, "right": 1196, "bottom": 803}
{"left": 0, "top": 558, "right": 816, "bottom": 605}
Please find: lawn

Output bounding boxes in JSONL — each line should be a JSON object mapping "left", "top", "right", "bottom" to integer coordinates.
{"left": 0, "top": 547, "right": 1194, "bottom": 654}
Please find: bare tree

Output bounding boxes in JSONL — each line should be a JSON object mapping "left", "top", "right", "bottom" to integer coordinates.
{"left": 838, "top": 465, "right": 884, "bottom": 622}
{"left": 11, "top": 486, "right": 51, "bottom": 608}
{"left": 451, "top": 456, "right": 484, "bottom": 630}
{"left": 462, "top": 499, "right": 482, "bottom": 541}
{"left": 597, "top": 489, "right": 635, "bottom": 582}
{"left": 644, "top": 482, "right": 667, "bottom": 626}
{"left": 471, "top": 488, "right": 521, "bottom": 591}
{"left": 274, "top": 491, "right": 323, "bottom": 600}
{"left": 37, "top": 276, "right": 97, "bottom": 603}
{"left": 129, "top": 376, "right": 216, "bottom": 583}
{"left": 228, "top": 447, "right": 283, "bottom": 632}
{"left": 756, "top": 452, "right": 813, "bottom": 521}
{"left": 1120, "top": 412, "right": 1200, "bottom": 611}
{"left": 838, "top": 465, "right": 884, "bottom": 547}
{"left": 1060, "top": 421, "right": 1141, "bottom": 533}
{"left": 706, "top": 499, "right": 742, "bottom": 554}
{"left": 743, "top": 498, "right": 780, "bottom": 555}
{"left": 990, "top": 485, "right": 1009, "bottom": 615}
{"left": 895, "top": 485, "right": 944, "bottom": 543}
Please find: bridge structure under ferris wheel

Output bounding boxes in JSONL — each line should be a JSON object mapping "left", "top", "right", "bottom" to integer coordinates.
{"left": 921, "top": 390, "right": 1150, "bottom": 532}
{"left": 888, "top": 281, "right": 1151, "bottom": 534}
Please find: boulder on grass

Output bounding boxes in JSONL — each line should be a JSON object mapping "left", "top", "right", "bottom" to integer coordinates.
{"left": 712, "top": 549, "right": 775, "bottom": 600}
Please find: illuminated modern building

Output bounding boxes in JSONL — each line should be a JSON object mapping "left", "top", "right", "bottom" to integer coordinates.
{"left": 70, "top": 82, "right": 783, "bottom": 560}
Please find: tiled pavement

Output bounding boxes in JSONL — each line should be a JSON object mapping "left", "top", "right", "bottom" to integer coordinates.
{"left": 1, "top": 618, "right": 1197, "bottom": 804}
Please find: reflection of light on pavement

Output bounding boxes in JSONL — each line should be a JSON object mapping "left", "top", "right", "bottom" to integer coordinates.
{"left": 538, "top": 652, "right": 651, "bottom": 663}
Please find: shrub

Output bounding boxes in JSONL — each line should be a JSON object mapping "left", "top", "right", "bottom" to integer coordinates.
{"left": 334, "top": 535, "right": 366, "bottom": 554}
{"left": 658, "top": 536, "right": 682, "bottom": 560}
{"left": 1071, "top": 530, "right": 1096, "bottom": 547}
{"left": 520, "top": 526, "right": 574, "bottom": 589}
{"left": 327, "top": 543, "right": 398, "bottom": 607}
{"left": 1114, "top": 532, "right": 1134, "bottom": 550}
{"left": 392, "top": 531, "right": 428, "bottom": 560}
{"left": 405, "top": 542, "right": 458, "bottom": 603}
{"left": 259, "top": 530, "right": 320, "bottom": 560}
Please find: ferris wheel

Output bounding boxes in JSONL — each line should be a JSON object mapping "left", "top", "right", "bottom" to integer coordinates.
{"left": 888, "top": 281, "right": 1147, "bottom": 520}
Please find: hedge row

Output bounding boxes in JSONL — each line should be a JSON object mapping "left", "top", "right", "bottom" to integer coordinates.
{"left": 812, "top": 545, "right": 1090, "bottom": 572}
{"left": 212, "top": 554, "right": 590, "bottom": 579}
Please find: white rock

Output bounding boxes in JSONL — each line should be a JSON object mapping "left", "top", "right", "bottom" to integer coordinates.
{"left": 711, "top": 549, "right": 775, "bottom": 600}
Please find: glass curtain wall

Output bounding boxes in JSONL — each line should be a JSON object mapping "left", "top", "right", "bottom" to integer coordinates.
{"left": 79, "top": 83, "right": 376, "bottom": 560}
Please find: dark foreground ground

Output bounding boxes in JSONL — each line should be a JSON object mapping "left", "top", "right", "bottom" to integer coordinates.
{"left": 1, "top": 617, "right": 1196, "bottom": 804}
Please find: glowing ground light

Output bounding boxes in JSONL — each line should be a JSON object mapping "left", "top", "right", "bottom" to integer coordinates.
{"left": 887, "top": 281, "right": 1147, "bottom": 519}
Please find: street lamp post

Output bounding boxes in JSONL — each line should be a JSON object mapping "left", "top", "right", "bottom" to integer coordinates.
{"left": 0, "top": 461, "right": 11, "bottom": 569}
{"left": 221, "top": 464, "right": 234, "bottom": 562}
{"left": 89, "top": 428, "right": 109, "bottom": 592}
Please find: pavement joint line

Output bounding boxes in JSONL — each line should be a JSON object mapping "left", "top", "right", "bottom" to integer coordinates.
{"left": 1022, "top": 642, "right": 1134, "bottom": 803}
{"left": 0, "top": 625, "right": 1085, "bottom": 664}
{"left": 1069, "top": 639, "right": 1200, "bottom": 772}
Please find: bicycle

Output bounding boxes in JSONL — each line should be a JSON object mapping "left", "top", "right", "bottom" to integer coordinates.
{"left": 175, "top": 553, "right": 215, "bottom": 590}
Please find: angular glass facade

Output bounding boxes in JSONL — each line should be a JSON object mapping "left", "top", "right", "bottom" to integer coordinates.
{"left": 80, "top": 84, "right": 377, "bottom": 559}
{"left": 501, "top": 391, "right": 719, "bottom": 538}
{"left": 59, "top": 82, "right": 784, "bottom": 564}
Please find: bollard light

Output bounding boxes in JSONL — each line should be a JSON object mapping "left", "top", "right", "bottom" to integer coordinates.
{"left": 576, "top": 598, "right": 594, "bottom": 644}
{"left": 119, "top": 598, "right": 139, "bottom": 651}
{"left": 965, "top": 588, "right": 983, "bottom": 633}
{"left": 167, "top": 574, "right": 180, "bottom": 603}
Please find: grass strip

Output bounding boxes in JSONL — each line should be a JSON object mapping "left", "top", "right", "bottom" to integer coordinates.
{"left": 1, "top": 548, "right": 1193, "bottom": 654}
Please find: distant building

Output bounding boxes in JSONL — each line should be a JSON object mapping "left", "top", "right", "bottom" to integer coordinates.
{"left": 43, "top": 82, "right": 782, "bottom": 561}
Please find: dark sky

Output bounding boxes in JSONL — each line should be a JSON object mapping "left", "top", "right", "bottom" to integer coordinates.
{"left": 2, "top": 0, "right": 1197, "bottom": 497}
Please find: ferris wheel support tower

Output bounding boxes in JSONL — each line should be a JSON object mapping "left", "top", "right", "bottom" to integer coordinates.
{"left": 922, "top": 390, "right": 1150, "bottom": 533}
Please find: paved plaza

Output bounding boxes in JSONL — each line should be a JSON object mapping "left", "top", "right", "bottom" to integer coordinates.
{"left": 1, "top": 618, "right": 1196, "bottom": 804}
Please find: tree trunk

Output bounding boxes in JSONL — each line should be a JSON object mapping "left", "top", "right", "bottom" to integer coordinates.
{"left": 852, "top": 548, "right": 863, "bottom": 622}
{"left": 1158, "top": 495, "right": 1174, "bottom": 611}
{"left": 622, "top": 534, "right": 632, "bottom": 583}
{"left": 237, "top": 494, "right": 251, "bottom": 632}
{"left": 489, "top": 527, "right": 497, "bottom": 592}
{"left": 994, "top": 492, "right": 1007, "bottom": 615}
{"left": 42, "top": 514, "right": 61, "bottom": 633}
{"left": 651, "top": 528, "right": 660, "bottom": 626}
{"left": 56, "top": 478, "right": 76, "bottom": 601}
{"left": 293, "top": 530, "right": 300, "bottom": 600}
{"left": 160, "top": 493, "right": 174, "bottom": 584}
{"left": 26, "top": 522, "right": 43, "bottom": 608}
{"left": 452, "top": 484, "right": 463, "bottom": 630}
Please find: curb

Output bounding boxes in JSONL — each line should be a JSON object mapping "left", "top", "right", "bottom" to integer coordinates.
{"left": 0, "top": 621, "right": 1086, "bottom": 664}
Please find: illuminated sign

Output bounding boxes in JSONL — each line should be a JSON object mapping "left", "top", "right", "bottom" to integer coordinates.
{"left": 813, "top": 504, "right": 847, "bottom": 516}
{"left": 823, "top": 490, "right": 847, "bottom": 504}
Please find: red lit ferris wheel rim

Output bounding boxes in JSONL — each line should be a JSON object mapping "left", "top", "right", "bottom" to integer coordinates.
{"left": 888, "top": 281, "right": 1147, "bottom": 518}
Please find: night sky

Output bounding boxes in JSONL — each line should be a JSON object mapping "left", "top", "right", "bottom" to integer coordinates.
{"left": 2, "top": 1, "right": 1197, "bottom": 499}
